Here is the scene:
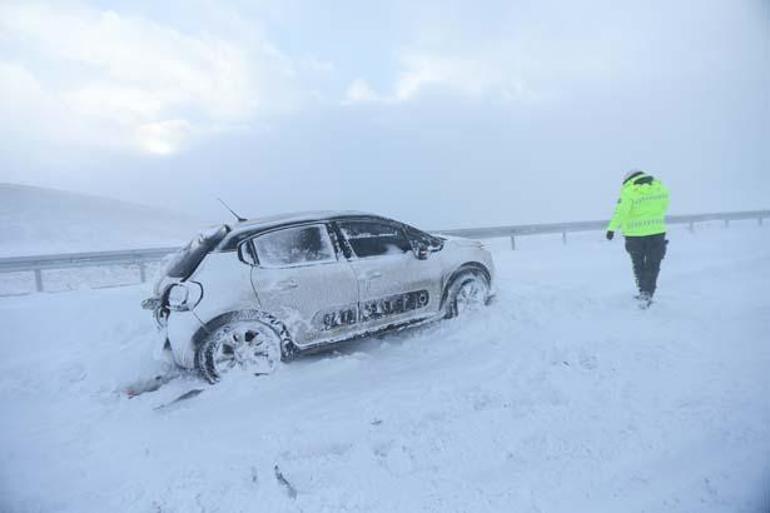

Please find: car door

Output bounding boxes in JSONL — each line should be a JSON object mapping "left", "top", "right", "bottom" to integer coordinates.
{"left": 335, "top": 219, "right": 444, "bottom": 333}
{"left": 248, "top": 223, "right": 359, "bottom": 347}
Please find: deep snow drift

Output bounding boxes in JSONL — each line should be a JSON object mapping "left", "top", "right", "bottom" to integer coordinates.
{"left": 0, "top": 224, "right": 768, "bottom": 512}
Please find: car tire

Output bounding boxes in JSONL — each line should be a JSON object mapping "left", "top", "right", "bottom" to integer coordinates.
{"left": 444, "top": 270, "right": 490, "bottom": 319}
{"left": 195, "top": 311, "right": 295, "bottom": 384}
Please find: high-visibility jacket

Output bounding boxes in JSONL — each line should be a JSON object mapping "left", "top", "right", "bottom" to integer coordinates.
{"left": 608, "top": 173, "right": 670, "bottom": 236}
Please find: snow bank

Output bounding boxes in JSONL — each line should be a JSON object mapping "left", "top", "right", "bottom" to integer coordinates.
{"left": 0, "top": 223, "right": 768, "bottom": 512}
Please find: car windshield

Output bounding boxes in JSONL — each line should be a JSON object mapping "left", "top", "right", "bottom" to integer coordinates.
{"left": 165, "top": 225, "right": 230, "bottom": 279}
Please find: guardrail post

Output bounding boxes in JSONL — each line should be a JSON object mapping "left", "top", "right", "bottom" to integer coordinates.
{"left": 562, "top": 231, "right": 567, "bottom": 245}
{"left": 34, "top": 269, "right": 44, "bottom": 292}
{"left": 510, "top": 235, "right": 516, "bottom": 250}
{"left": 138, "top": 263, "right": 147, "bottom": 283}
{"left": 760, "top": 217, "right": 764, "bottom": 226}
{"left": 724, "top": 219, "right": 730, "bottom": 228}
{"left": 688, "top": 221, "right": 695, "bottom": 233}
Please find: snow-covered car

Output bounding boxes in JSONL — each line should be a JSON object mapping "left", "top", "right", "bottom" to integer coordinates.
{"left": 143, "top": 211, "right": 495, "bottom": 382}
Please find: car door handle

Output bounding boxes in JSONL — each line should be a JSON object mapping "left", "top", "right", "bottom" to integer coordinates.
{"left": 275, "top": 279, "right": 299, "bottom": 291}
{"left": 364, "top": 271, "right": 383, "bottom": 280}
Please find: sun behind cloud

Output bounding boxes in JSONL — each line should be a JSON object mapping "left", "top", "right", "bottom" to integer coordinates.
{"left": 135, "top": 120, "right": 192, "bottom": 156}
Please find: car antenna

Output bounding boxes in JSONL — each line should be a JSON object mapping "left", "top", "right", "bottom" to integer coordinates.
{"left": 217, "top": 198, "right": 247, "bottom": 223}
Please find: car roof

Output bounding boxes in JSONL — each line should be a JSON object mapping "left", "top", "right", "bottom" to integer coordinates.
{"left": 232, "top": 210, "right": 373, "bottom": 233}
{"left": 218, "top": 210, "right": 388, "bottom": 251}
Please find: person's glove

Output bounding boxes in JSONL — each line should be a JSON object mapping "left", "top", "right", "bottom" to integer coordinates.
{"left": 606, "top": 230, "right": 615, "bottom": 241}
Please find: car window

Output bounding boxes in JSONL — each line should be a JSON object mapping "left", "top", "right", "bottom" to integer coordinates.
{"left": 403, "top": 224, "right": 444, "bottom": 251}
{"left": 254, "top": 225, "right": 336, "bottom": 267}
{"left": 338, "top": 221, "right": 412, "bottom": 258}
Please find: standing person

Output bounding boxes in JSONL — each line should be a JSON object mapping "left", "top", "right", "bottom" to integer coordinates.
{"left": 606, "top": 170, "right": 670, "bottom": 308}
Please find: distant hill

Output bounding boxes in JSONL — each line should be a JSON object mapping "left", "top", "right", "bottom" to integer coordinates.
{"left": 0, "top": 184, "right": 203, "bottom": 256}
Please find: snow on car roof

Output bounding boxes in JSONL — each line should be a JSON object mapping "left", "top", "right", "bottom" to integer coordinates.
{"left": 217, "top": 210, "right": 381, "bottom": 251}
{"left": 232, "top": 210, "right": 374, "bottom": 233}
{"left": 219, "top": 210, "right": 381, "bottom": 248}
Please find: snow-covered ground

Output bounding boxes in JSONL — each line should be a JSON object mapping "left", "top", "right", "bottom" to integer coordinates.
{"left": 0, "top": 184, "right": 199, "bottom": 257}
{"left": 1, "top": 223, "right": 768, "bottom": 513}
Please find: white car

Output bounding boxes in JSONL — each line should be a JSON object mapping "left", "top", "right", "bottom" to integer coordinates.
{"left": 143, "top": 211, "right": 496, "bottom": 382}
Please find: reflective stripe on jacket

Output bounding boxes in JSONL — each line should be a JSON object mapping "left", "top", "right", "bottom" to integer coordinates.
{"left": 608, "top": 174, "right": 670, "bottom": 236}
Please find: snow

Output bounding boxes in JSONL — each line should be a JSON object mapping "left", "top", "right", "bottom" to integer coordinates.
{"left": 1, "top": 223, "right": 769, "bottom": 512}
{"left": 0, "top": 184, "right": 199, "bottom": 257}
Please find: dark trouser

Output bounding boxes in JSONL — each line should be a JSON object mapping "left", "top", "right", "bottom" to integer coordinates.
{"left": 624, "top": 233, "right": 667, "bottom": 298}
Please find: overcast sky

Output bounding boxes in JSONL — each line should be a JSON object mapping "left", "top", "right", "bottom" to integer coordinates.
{"left": 1, "top": 0, "right": 768, "bottom": 228}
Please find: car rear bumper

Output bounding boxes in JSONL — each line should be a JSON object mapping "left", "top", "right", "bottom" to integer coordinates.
{"left": 165, "top": 312, "right": 202, "bottom": 369}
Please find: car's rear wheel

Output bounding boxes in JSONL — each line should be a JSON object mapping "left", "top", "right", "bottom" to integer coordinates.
{"left": 445, "top": 271, "right": 490, "bottom": 318}
{"left": 195, "top": 312, "right": 292, "bottom": 383}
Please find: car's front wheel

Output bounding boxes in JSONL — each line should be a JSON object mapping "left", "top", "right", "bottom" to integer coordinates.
{"left": 445, "top": 271, "right": 490, "bottom": 318}
{"left": 195, "top": 312, "right": 293, "bottom": 383}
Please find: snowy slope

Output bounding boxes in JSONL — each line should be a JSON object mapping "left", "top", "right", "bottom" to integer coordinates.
{"left": 0, "top": 184, "right": 201, "bottom": 256}
{"left": 0, "top": 224, "right": 768, "bottom": 512}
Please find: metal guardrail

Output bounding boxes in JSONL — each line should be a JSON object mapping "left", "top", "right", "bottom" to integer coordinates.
{"left": 0, "top": 210, "right": 767, "bottom": 292}
{"left": 0, "top": 247, "right": 179, "bottom": 292}
{"left": 435, "top": 209, "right": 769, "bottom": 250}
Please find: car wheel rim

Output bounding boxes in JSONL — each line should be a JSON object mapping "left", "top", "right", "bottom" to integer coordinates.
{"left": 213, "top": 322, "right": 282, "bottom": 377}
{"left": 456, "top": 278, "right": 487, "bottom": 315}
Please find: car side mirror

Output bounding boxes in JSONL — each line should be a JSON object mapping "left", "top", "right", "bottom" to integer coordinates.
{"left": 237, "top": 241, "right": 257, "bottom": 266}
{"left": 415, "top": 244, "right": 429, "bottom": 260}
